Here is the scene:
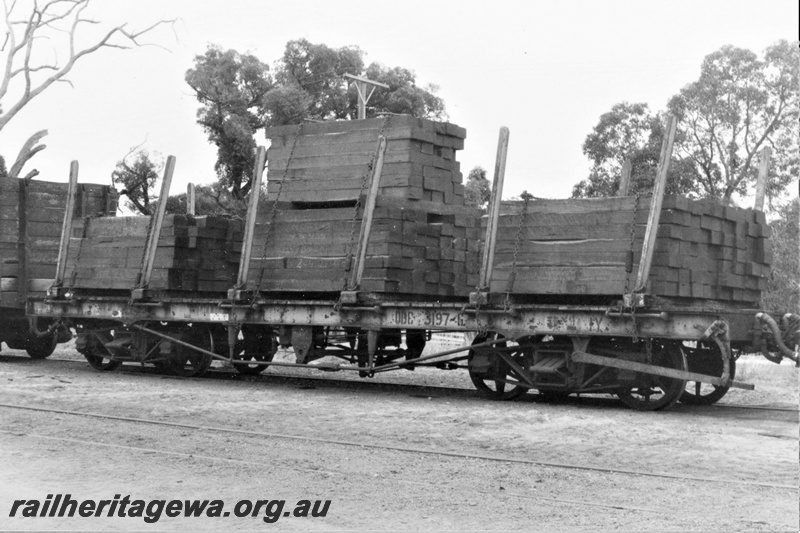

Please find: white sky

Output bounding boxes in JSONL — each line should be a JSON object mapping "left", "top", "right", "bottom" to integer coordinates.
{"left": 1, "top": 0, "right": 797, "bottom": 201}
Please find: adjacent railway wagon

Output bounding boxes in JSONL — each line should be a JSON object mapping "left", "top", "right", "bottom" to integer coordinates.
{"left": 15, "top": 115, "right": 800, "bottom": 410}
{"left": 0, "top": 171, "right": 116, "bottom": 358}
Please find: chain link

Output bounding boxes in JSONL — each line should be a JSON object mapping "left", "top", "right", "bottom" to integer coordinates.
{"left": 503, "top": 191, "right": 532, "bottom": 311}
{"left": 67, "top": 216, "right": 91, "bottom": 294}
{"left": 623, "top": 191, "right": 642, "bottom": 295}
{"left": 131, "top": 202, "right": 158, "bottom": 290}
{"left": 251, "top": 123, "right": 304, "bottom": 304}
{"left": 340, "top": 115, "right": 390, "bottom": 293}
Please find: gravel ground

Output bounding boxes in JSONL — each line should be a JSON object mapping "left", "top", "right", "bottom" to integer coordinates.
{"left": 0, "top": 341, "right": 797, "bottom": 531}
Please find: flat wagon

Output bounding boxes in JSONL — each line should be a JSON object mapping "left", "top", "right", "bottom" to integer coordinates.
{"left": 29, "top": 117, "right": 799, "bottom": 410}
{"left": 0, "top": 168, "right": 116, "bottom": 358}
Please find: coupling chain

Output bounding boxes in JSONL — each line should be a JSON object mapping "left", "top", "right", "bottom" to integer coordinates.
{"left": 252, "top": 123, "right": 304, "bottom": 303}
{"left": 341, "top": 115, "right": 390, "bottom": 292}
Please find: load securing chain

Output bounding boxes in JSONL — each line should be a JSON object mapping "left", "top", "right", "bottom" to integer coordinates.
{"left": 131, "top": 199, "right": 159, "bottom": 291}
{"left": 251, "top": 123, "right": 304, "bottom": 305}
{"left": 67, "top": 215, "right": 92, "bottom": 295}
{"left": 623, "top": 191, "right": 643, "bottom": 297}
{"left": 503, "top": 190, "right": 532, "bottom": 312}
{"left": 338, "top": 115, "right": 390, "bottom": 297}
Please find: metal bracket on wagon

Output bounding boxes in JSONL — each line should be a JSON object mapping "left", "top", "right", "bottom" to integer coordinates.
{"left": 699, "top": 319, "right": 733, "bottom": 387}
{"left": 622, "top": 292, "right": 649, "bottom": 308}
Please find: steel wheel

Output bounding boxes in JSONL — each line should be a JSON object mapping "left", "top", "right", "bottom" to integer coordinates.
{"left": 234, "top": 326, "right": 276, "bottom": 376}
{"left": 77, "top": 331, "right": 122, "bottom": 371}
{"left": 538, "top": 390, "right": 572, "bottom": 402}
{"left": 25, "top": 333, "right": 57, "bottom": 359}
{"left": 616, "top": 341, "right": 687, "bottom": 411}
{"left": 680, "top": 344, "right": 735, "bottom": 405}
{"left": 468, "top": 333, "right": 530, "bottom": 401}
{"left": 84, "top": 352, "right": 123, "bottom": 371}
{"left": 167, "top": 328, "right": 213, "bottom": 377}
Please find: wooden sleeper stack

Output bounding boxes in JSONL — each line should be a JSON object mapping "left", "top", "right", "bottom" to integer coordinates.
{"left": 247, "top": 115, "right": 481, "bottom": 299}
{"left": 264, "top": 115, "right": 467, "bottom": 204}
{"left": 486, "top": 195, "right": 772, "bottom": 305}
{"left": 64, "top": 215, "right": 242, "bottom": 293}
{"left": 0, "top": 178, "right": 116, "bottom": 306}
{"left": 246, "top": 197, "right": 481, "bottom": 297}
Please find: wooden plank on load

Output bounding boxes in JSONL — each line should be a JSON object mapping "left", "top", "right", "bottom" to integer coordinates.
{"left": 265, "top": 116, "right": 466, "bottom": 139}
{"left": 499, "top": 196, "right": 642, "bottom": 215}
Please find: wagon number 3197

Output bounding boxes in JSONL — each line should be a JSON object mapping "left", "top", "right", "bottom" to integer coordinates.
{"left": 393, "top": 310, "right": 464, "bottom": 328}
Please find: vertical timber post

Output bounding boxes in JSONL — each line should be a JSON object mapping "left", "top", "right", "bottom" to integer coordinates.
{"left": 633, "top": 115, "right": 677, "bottom": 295}
{"left": 231, "top": 146, "right": 267, "bottom": 300}
{"left": 344, "top": 74, "right": 389, "bottom": 120}
{"left": 349, "top": 136, "right": 387, "bottom": 291}
{"left": 187, "top": 183, "right": 196, "bottom": 215}
{"left": 339, "top": 136, "right": 387, "bottom": 304}
{"left": 472, "top": 126, "right": 510, "bottom": 305}
{"left": 133, "top": 155, "right": 175, "bottom": 299}
{"left": 50, "top": 161, "right": 80, "bottom": 296}
{"left": 16, "top": 179, "right": 29, "bottom": 305}
{"left": 618, "top": 159, "right": 632, "bottom": 196}
{"left": 754, "top": 147, "right": 771, "bottom": 212}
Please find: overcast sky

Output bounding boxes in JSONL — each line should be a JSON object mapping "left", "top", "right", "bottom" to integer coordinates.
{"left": 1, "top": 0, "right": 797, "bottom": 202}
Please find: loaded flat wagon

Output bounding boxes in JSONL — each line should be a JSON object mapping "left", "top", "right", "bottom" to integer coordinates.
{"left": 30, "top": 116, "right": 798, "bottom": 410}
{"left": 0, "top": 168, "right": 116, "bottom": 358}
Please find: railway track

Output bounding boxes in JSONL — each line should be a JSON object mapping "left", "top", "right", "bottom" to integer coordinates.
{"left": 2, "top": 353, "right": 798, "bottom": 417}
{"left": 0, "top": 402, "right": 795, "bottom": 492}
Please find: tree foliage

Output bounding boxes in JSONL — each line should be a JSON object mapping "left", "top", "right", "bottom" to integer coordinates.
{"left": 184, "top": 47, "right": 272, "bottom": 200}
{"left": 762, "top": 198, "right": 799, "bottom": 312}
{"left": 573, "top": 41, "right": 799, "bottom": 206}
{"left": 464, "top": 166, "right": 491, "bottom": 207}
{"left": 111, "top": 150, "right": 163, "bottom": 215}
{"left": 572, "top": 102, "right": 700, "bottom": 198}
{"left": 0, "top": 0, "right": 171, "bottom": 177}
{"left": 667, "top": 40, "right": 799, "bottom": 204}
{"left": 165, "top": 182, "right": 248, "bottom": 218}
{"left": 185, "top": 38, "right": 447, "bottom": 200}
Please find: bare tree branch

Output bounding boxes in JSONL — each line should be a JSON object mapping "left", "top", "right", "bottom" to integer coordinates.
{"left": 8, "top": 127, "right": 46, "bottom": 176}
{"left": 0, "top": 0, "right": 174, "bottom": 131}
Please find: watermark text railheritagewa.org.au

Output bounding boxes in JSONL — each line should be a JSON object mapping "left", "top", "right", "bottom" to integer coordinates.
{"left": 8, "top": 494, "right": 331, "bottom": 524}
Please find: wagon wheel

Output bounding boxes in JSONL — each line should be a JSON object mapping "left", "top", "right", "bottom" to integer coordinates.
{"left": 77, "top": 331, "right": 122, "bottom": 371}
{"left": 616, "top": 341, "right": 687, "bottom": 411}
{"left": 25, "top": 333, "right": 57, "bottom": 360}
{"left": 234, "top": 326, "right": 277, "bottom": 376}
{"left": 538, "top": 390, "right": 572, "bottom": 402}
{"left": 680, "top": 344, "right": 736, "bottom": 405}
{"left": 468, "top": 333, "right": 530, "bottom": 401}
{"left": 167, "top": 328, "right": 213, "bottom": 377}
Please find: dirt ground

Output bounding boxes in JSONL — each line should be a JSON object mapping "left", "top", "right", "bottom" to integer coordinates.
{"left": 0, "top": 341, "right": 798, "bottom": 532}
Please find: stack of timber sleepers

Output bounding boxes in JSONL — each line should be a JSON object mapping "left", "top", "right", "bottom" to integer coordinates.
{"left": 64, "top": 215, "right": 242, "bottom": 293}
{"left": 245, "top": 197, "right": 481, "bottom": 297}
{"left": 264, "top": 115, "right": 467, "bottom": 204}
{"left": 487, "top": 195, "right": 771, "bottom": 306}
{"left": 0, "top": 177, "right": 116, "bottom": 307}
{"left": 649, "top": 195, "right": 771, "bottom": 304}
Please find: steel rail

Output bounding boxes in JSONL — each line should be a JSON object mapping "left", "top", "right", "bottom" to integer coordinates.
{"left": 0, "top": 403, "right": 794, "bottom": 490}
{"left": 5, "top": 354, "right": 798, "bottom": 414}
{"left": 0, "top": 428, "right": 671, "bottom": 515}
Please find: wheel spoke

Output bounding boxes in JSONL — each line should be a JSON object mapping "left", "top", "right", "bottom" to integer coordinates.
{"left": 616, "top": 341, "right": 686, "bottom": 411}
{"left": 679, "top": 344, "right": 735, "bottom": 406}
{"left": 468, "top": 333, "right": 529, "bottom": 401}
